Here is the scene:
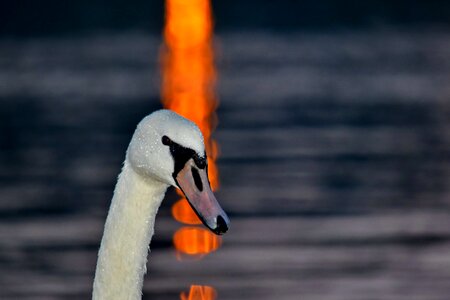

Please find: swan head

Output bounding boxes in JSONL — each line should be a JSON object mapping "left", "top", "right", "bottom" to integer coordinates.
{"left": 127, "top": 109, "right": 229, "bottom": 235}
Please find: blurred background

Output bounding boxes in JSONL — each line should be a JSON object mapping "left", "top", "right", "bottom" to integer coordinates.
{"left": 1, "top": 1, "right": 450, "bottom": 299}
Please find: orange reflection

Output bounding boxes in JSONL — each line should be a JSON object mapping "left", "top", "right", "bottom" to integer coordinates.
{"left": 162, "top": 0, "right": 219, "bottom": 194}
{"left": 162, "top": 0, "right": 221, "bottom": 261}
{"left": 180, "top": 285, "right": 217, "bottom": 300}
{"left": 172, "top": 198, "right": 202, "bottom": 225}
{"left": 173, "top": 227, "right": 222, "bottom": 258}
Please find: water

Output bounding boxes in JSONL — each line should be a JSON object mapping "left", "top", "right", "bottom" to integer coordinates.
{"left": 1, "top": 30, "right": 450, "bottom": 299}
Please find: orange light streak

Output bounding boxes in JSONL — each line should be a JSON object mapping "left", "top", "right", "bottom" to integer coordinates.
{"left": 162, "top": 0, "right": 221, "bottom": 260}
{"left": 180, "top": 285, "right": 217, "bottom": 300}
{"left": 162, "top": 0, "right": 220, "bottom": 199}
{"left": 172, "top": 198, "right": 202, "bottom": 225}
{"left": 173, "top": 227, "right": 222, "bottom": 257}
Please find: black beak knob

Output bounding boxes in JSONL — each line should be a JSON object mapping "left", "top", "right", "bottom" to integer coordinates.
{"left": 214, "top": 215, "right": 228, "bottom": 235}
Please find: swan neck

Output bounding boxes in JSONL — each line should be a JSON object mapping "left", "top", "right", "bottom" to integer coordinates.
{"left": 92, "top": 161, "right": 168, "bottom": 300}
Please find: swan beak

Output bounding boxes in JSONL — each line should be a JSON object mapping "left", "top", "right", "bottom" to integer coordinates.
{"left": 175, "top": 159, "right": 230, "bottom": 235}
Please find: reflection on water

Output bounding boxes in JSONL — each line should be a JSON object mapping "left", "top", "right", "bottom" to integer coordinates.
{"left": 161, "top": 0, "right": 220, "bottom": 191}
{"left": 173, "top": 227, "right": 221, "bottom": 258}
{"left": 172, "top": 199, "right": 202, "bottom": 225}
{"left": 180, "top": 285, "right": 217, "bottom": 300}
{"left": 161, "top": 0, "right": 222, "bottom": 298}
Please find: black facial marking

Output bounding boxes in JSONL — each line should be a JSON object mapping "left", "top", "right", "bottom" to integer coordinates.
{"left": 191, "top": 167, "right": 203, "bottom": 191}
{"left": 162, "top": 137, "right": 207, "bottom": 181}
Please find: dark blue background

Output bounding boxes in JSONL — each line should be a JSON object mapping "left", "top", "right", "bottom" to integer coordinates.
{"left": 1, "top": 0, "right": 450, "bottom": 36}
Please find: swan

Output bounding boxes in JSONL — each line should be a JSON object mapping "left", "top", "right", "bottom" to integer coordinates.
{"left": 92, "top": 109, "right": 230, "bottom": 300}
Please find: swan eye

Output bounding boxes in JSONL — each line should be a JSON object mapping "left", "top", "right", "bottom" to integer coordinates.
{"left": 194, "top": 154, "right": 206, "bottom": 169}
{"left": 162, "top": 135, "right": 172, "bottom": 145}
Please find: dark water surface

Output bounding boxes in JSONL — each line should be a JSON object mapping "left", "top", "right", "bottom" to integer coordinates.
{"left": 1, "top": 30, "right": 450, "bottom": 299}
